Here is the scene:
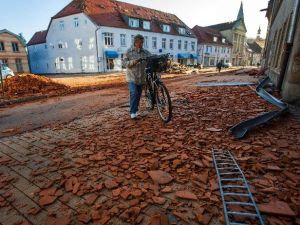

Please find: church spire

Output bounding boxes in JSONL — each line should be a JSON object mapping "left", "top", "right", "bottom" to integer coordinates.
{"left": 257, "top": 26, "right": 261, "bottom": 39}
{"left": 237, "top": 1, "right": 244, "bottom": 20}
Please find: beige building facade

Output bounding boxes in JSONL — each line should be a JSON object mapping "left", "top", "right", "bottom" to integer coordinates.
{"left": 0, "top": 29, "right": 29, "bottom": 73}
{"left": 207, "top": 2, "right": 247, "bottom": 66}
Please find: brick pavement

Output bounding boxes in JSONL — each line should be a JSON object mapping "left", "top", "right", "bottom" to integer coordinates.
{"left": 0, "top": 85, "right": 299, "bottom": 225}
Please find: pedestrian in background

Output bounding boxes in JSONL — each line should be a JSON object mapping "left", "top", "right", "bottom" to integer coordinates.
{"left": 216, "top": 61, "right": 222, "bottom": 73}
{"left": 123, "top": 35, "right": 151, "bottom": 119}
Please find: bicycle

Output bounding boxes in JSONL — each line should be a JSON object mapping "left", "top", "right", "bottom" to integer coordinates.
{"left": 138, "top": 54, "right": 172, "bottom": 123}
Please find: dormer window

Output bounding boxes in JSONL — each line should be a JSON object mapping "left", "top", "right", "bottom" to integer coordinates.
{"left": 162, "top": 25, "right": 170, "bottom": 33}
{"left": 178, "top": 27, "right": 186, "bottom": 35}
{"left": 129, "top": 18, "right": 139, "bottom": 28}
{"left": 213, "top": 37, "right": 218, "bottom": 42}
{"left": 222, "top": 38, "right": 226, "bottom": 43}
{"left": 143, "top": 21, "right": 150, "bottom": 30}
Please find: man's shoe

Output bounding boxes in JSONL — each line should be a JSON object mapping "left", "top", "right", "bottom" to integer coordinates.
{"left": 135, "top": 112, "right": 139, "bottom": 117}
{"left": 131, "top": 113, "right": 137, "bottom": 119}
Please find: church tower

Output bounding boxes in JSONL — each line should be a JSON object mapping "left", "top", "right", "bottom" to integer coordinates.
{"left": 237, "top": 1, "right": 244, "bottom": 20}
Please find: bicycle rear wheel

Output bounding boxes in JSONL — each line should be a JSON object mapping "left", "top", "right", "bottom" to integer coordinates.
{"left": 155, "top": 82, "right": 172, "bottom": 123}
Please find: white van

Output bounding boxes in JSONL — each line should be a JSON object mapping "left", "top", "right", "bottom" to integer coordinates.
{"left": 1, "top": 65, "right": 15, "bottom": 79}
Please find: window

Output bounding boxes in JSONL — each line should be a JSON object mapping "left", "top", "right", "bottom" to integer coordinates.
{"left": 59, "top": 21, "right": 65, "bottom": 31}
{"left": 227, "top": 48, "right": 230, "bottom": 54}
{"left": 184, "top": 41, "right": 188, "bottom": 50}
{"left": 222, "top": 38, "right": 226, "bottom": 43}
{"left": 178, "top": 27, "right": 186, "bottom": 35}
{"left": 120, "top": 34, "right": 126, "bottom": 47}
{"left": 58, "top": 43, "right": 63, "bottom": 49}
{"left": 12, "top": 42, "right": 19, "bottom": 52}
{"left": 143, "top": 21, "right": 150, "bottom": 30}
{"left": 15, "top": 59, "right": 23, "bottom": 72}
{"left": 0, "top": 42, "right": 4, "bottom": 51}
{"left": 1, "top": 59, "right": 8, "bottom": 67}
{"left": 103, "top": 33, "right": 113, "bottom": 46}
{"left": 191, "top": 42, "right": 195, "bottom": 51}
{"left": 129, "top": 18, "right": 139, "bottom": 28}
{"left": 162, "top": 38, "right": 166, "bottom": 49}
{"left": 178, "top": 40, "right": 182, "bottom": 50}
{"left": 143, "top": 36, "right": 148, "bottom": 48}
{"left": 206, "top": 46, "right": 212, "bottom": 53}
{"left": 213, "top": 37, "right": 218, "bottom": 42}
{"left": 74, "top": 18, "right": 79, "bottom": 27}
{"left": 163, "top": 25, "right": 170, "bottom": 32}
{"left": 152, "top": 37, "right": 157, "bottom": 49}
{"left": 215, "top": 47, "right": 217, "bottom": 53}
{"left": 169, "top": 39, "right": 174, "bottom": 50}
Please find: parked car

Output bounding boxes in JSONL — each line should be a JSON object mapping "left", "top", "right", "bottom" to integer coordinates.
{"left": 1, "top": 66, "right": 15, "bottom": 79}
{"left": 223, "top": 62, "right": 232, "bottom": 68}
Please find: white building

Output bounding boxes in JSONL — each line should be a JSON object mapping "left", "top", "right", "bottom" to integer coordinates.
{"left": 27, "top": 0, "right": 197, "bottom": 74}
{"left": 192, "top": 26, "right": 232, "bottom": 67}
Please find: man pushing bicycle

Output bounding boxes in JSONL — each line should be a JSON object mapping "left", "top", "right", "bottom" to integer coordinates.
{"left": 123, "top": 34, "right": 151, "bottom": 119}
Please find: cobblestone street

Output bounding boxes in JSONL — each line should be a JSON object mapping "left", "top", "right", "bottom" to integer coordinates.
{"left": 0, "top": 79, "right": 299, "bottom": 225}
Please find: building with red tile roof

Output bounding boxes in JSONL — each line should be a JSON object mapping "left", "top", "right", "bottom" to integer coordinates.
{"left": 28, "top": 0, "right": 197, "bottom": 74}
{"left": 192, "top": 26, "right": 232, "bottom": 66}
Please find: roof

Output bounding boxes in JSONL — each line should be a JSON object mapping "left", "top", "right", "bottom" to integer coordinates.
{"left": 52, "top": 0, "right": 194, "bottom": 37}
{"left": 192, "top": 26, "right": 232, "bottom": 46}
{"left": 0, "top": 29, "right": 26, "bottom": 46}
{"left": 27, "top": 30, "right": 47, "bottom": 46}
{"left": 247, "top": 42, "right": 263, "bottom": 54}
{"left": 206, "top": 21, "right": 237, "bottom": 31}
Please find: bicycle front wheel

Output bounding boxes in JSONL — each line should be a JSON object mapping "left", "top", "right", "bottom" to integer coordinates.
{"left": 155, "top": 82, "right": 172, "bottom": 123}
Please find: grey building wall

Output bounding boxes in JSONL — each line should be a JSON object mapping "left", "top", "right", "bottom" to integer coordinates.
{"left": 281, "top": 8, "right": 300, "bottom": 104}
{"left": 264, "top": 0, "right": 300, "bottom": 104}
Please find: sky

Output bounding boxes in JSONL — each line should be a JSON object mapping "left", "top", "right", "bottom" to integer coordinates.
{"left": 0, "top": 0, "right": 269, "bottom": 42}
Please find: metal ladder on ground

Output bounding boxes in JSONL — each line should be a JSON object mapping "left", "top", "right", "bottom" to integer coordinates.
{"left": 212, "top": 149, "right": 265, "bottom": 225}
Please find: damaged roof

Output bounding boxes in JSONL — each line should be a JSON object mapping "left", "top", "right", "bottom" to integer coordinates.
{"left": 192, "top": 25, "right": 232, "bottom": 46}
{"left": 206, "top": 21, "right": 237, "bottom": 31}
{"left": 52, "top": 0, "right": 194, "bottom": 37}
{"left": 247, "top": 41, "right": 264, "bottom": 54}
{"left": 27, "top": 30, "right": 47, "bottom": 46}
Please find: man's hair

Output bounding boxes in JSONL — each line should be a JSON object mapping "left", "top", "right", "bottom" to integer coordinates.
{"left": 134, "top": 34, "right": 144, "bottom": 42}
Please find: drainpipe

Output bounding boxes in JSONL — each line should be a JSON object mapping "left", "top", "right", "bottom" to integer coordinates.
{"left": 277, "top": 0, "right": 300, "bottom": 90}
{"left": 95, "top": 27, "right": 101, "bottom": 73}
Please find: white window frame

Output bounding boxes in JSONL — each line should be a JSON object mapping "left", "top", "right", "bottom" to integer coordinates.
{"left": 59, "top": 21, "right": 65, "bottom": 31}
{"left": 152, "top": 37, "right": 157, "bottom": 49}
{"left": 184, "top": 41, "right": 188, "bottom": 50}
{"left": 120, "top": 34, "right": 126, "bottom": 47}
{"left": 143, "top": 21, "right": 151, "bottom": 30}
{"left": 178, "top": 40, "right": 182, "bottom": 50}
{"left": 104, "top": 33, "right": 114, "bottom": 46}
{"left": 178, "top": 27, "right": 186, "bottom": 35}
{"left": 143, "top": 36, "right": 148, "bottom": 48}
{"left": 74, "top": 18, "right": 79, "bottom": 28}
{"left": 169, "top": 39, "right": 174, "bottom": 50}
{"left": 163, "top": 25, "right": 171, "bottom": 33}
{"left": 162, "top": 38, "right": 167, "bottom": 49}
{"left": 129, "top": 18, "right": 139, "bottom": 28}
{"left": 191, "top": 42, "right": 195, "bottom": 51}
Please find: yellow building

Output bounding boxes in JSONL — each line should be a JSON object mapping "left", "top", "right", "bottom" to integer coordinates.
{"left": 206, "top": 2, "right": 247, "bottom": 66}
{"left": 0, "top": 29, "right": 29, "bottom": 73}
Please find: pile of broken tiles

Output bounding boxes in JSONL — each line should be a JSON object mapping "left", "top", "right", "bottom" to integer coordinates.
{"left": 0, "top": 86, "right": 299, "bottom": 225}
